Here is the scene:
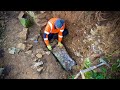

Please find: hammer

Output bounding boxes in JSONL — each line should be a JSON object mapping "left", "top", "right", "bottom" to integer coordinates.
{"left": 74, "top": 58, "right": 110, "bottom": 79}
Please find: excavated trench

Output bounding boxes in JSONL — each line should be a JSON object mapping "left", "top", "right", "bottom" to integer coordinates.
{"left": 52, "top": 11, "right": 120, "bottom": 78}
{"left": 0, "top": 11, "right": 120, "bottom": 79}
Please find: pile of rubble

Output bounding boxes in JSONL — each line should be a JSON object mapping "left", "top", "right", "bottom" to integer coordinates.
{"left": 8, "top": 12, "right": 51, "bottom": 74}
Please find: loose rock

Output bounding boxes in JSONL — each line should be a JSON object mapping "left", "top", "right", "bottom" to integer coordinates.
{"left": 37, "top": 67, "right": 43, "bottom": 72}
{"left": 45, "top": 51, "right": 50, "bottom": 55}
{"left": 36, "top": 53, "right": 42, "bottom": 58}
{"left": 26, "top": 44, "right": 33, "bottom": 51}
{"left": 34, "top": 61, "right": 43, "bottom": 68}
{"left": 52, "top": 46, "right": 76, "bottom": 71}
{"left": 17, "top": 43, "right": 26, "bottom": 50}
{"left": 8, "top": 47, "right": 20, "bottom": 54}
{"left": 25, "top": 50, "right": 32, "bottom": 54}
{"left": 40, "top": 11, "right": 45, "bottom": 14}
{"left": 33, "top": 58, "right": 39, "bottom": 62}
{"left": 18, "top": 28, "right": 28, "bottom": 40}
{"left": 90, "top": 29, "right": 96, "bottom": 35}
{"left": 31, "top": 54, "right": 35, "bottom": 58}
{"left": 74, "top": 52, "right": 82, "bottom": 57}
{"left": 36, "top": 49, "right": 45, "bottom": 55}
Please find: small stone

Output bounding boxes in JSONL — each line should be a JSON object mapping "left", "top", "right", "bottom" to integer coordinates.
{"left": 41, "top": 50, "right": 46, "bottom": 55}
{"left": 8, "top": 47, "right": 20, "bottom": 54}
{"left": 15, "top": 48, "right": 21, "bottom": 53}
{"left": 36, "top": 49, "right": 45, "bottom": 55}
{"left": 26, "top": 44, "right": 33, "bottom": 50}
{"left": 23, "top": 41, "right": 27, "bottom": 43}
{"left": 18, "top": 28, "right": 28, "bottom": 40}
{"left": 88, "top": 37, "right": 93, "bottom": 41}
{"left": 17, "top": 43, "right": 26, "bottom": 50}
{"left": 88, "top": 46, "right": 90, "bottom": 49}
{"left": 74, "top": 52, "right": 82, "bottom": 57}
{"left": 81, "top": 58, "right": 83, "bottom": 61}
{"left": 36, "top": 49, "right": 41, "bottom": 53}
{"left": 34, "top": 61, "right": 43, "bottom": 68}
{"left": 36, "top": 53, "right": 42, "bottom": 58}
{"left": 45, "top": 51, "right": 50, "bottom": 55}
{"left": 37, "top": 67, "right": 43, "bottom": 72}
{"left": 8, "top": 47, "right": 16, "bottom": 54}
{"left": 38, "top": 59, "right": 41, "bottom": 62}
{"left": 94, "top": 41, "right": 99, "bottom": 45}
{"left": 76, "top": 53, "right": 80, "bottom": 57}
{"left": 90, "top": 29, "right": 96, "bottom": 35}
{"left": 98, "top": 39, "right": 101, "bottom": 43}
{"left": 33, "top": 58, "right": 39, "bottom": 62}
{"left": 25, "top": 50, "right": 32, "bottom": 54}
{"left": 31, "top": 54, "right": 35, "bottom": 58}
{"left": 83, "top": 39, "right": 87, "bottom": 43}
{"left": 40, "top": 11, "right": 45, "bottom": 14}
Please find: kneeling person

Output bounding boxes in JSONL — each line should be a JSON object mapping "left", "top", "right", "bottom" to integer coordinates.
{"left": 43, "top": 18, "right": 68, "bottom": 50}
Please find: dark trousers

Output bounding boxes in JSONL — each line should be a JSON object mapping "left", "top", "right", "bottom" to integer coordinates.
{"left": 48, "top": 28, "right": 68, "bottom": 41}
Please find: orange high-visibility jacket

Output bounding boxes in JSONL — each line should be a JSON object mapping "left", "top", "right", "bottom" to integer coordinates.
{"left": 43, "top": 18, "right": 65, "bottom": 46}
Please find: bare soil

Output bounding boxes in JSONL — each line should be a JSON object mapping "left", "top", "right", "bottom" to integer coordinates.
{"left": 0, "top": 11, "right": 69, "bottom": 79}
{"left": 0, "top": 11, "right": 120, "bottom": 79}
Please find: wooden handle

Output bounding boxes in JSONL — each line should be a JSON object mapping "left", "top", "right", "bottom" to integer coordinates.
{"left": 74, "top": 71, "right": 85, "bottom": 79}
{"left": 80, "top": 71, "right": 85, "bottom": 79}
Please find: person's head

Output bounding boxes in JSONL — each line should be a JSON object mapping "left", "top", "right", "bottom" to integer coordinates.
{"left": 55, "top": 19, "right": 65, "bottom": 29}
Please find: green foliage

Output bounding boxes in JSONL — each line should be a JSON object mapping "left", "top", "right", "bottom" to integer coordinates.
{"left": 19, "top": 18, "right": 33, "bottom": 28}
{"left": 83, "top": 58, "right": 95, "bottom": 79}
{"left": 68, "top": 75, "right": 75, "bottom": 79}
{"left": 84, "top": 71, "right": 94, "bottom": 79}
{"left": 83, "top": 58, "right": 108, "bottom": 79}
{"left": 73, "top": 57, "right": 120, "bottom": 79}
{"left": 84, "top": 58, "right": 91, "bottom": 68}
{"left": 84, "top": 67, "right": 107, "bottom": 79}
{"left": 111, "top": 59, "right": 120, "bottom": 72}
{"left": 94, "top": 67, "right": 107, "bottom": 79}
{"left": 105, "top": 51, "right": 120, "bottom": 78}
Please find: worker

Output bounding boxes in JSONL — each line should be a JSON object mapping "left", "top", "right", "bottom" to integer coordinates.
{"left": 43, "top": 18, "right": 68, "bottom": 50}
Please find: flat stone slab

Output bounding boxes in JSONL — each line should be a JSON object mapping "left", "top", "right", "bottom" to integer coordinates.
{"left": 52, "top": 46, "right": 76, "bottom": 71}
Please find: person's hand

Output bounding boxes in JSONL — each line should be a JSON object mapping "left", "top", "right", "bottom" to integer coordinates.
{"left": 57, "top": 42, "right": 63, "bottom": 47}
{"left": 47, "top": 45, "right": 52, "bottom": 51}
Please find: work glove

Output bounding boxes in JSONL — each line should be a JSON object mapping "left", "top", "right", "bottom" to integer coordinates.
{"left": 47, "top": 45, "right": 52, "bottom": 51}
{"left": 57, "top": 42, "right": 63, "bottom": 47}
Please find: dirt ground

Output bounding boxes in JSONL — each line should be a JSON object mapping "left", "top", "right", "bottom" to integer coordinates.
{"left": 52, "top": 11, "right": 120, "bottom": 78}
{"left": 0, "top": 11, "right": 120, "bottom": 79}
{"left": 0, "top": 11, "right": 69, "bottom": 79}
